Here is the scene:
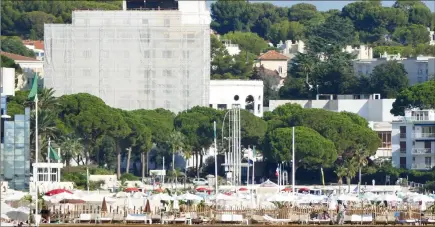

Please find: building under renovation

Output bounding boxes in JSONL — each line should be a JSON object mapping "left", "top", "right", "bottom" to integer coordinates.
{"left": 44, "top": 0, "right": 211, "bottom": 112}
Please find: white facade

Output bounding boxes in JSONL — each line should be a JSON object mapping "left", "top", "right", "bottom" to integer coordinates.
{"left": 209, "top": 80, "right": 263, "bottom": 117}
{"left": 429, "top": 30, "right": 435, "bottom": 46}
{"left": 277, "top": 40, "right": 306, "bottom": 59}
{"left": 1, "top": 67, "right": 15, "bottom": 96}
{"left": 353, "top": 55, "right": 435, "bottom": 85}
{"left": 269, "top": 95, "right": 395, "bottom": 160}
{"left": 44, "top": 2, "right": 211, "bottom": 113}
{"left": 23, "top": 42, "right": 44, "bottom": 61}
{"left": 392, "top": 109, "right": 435, "bottom": 170}
{"left": 342, "top": 45, "right": 373, "bottom": 60}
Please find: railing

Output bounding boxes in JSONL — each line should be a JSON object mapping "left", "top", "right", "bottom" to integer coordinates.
{"left": 411, "top": 163, "right": 434, "bottom": 169}
{"left": 413, "top": 133, "right": 435, "bottom": 139}
{"left": 400, "top": 133, "right": 406, "bottom": 138}
{"left": 399, "top": 148, "right": 406, "bottom": 153}
{"left": 393, "top": 116, "right": 432, "bottom": 122}
{"left": 411, "top": 148, "right": 432, "bottom": 154}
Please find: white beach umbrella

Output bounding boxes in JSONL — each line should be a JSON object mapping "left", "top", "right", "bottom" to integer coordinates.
{"left": 149, "top": 193, "right": 174, "bottom": 201}
{"left": 336, "top": 194, "right": 360, "bottom": 202}
{"left": 376, "top": 194, "right": 402, "bottom": 202}
{"left": 115, "top": 191, "right": 128, "bottom": 198}
{"left": 177, "top": 193, "right": 203, "bottom": 201}
{"left": 6, "top": 207, "right": 30, "bottom": 221}
{"left": 267, "top": 193, "right": 297, "bottom": 202}
{"left": 408, "top": 194, "right": 434, "bottom": 203}
{"left": 210, "top": 193, "right": 236, "bottom": 201}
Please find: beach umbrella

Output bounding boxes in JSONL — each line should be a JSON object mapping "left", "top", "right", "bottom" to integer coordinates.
{"left": 6, "top": 207, "right": 30, "bottom": 222}
{"left": 59, "top": 199, "right": 85, "bottom": 204}
{"left": 177, "top": 192, "right": 203, "bottom": 201}
{"left": 239, "top": 187, "right": 248, "bottom": 192}
{"left": 408, "top": 194, "right": 434, "bottom": 203}
{"left": 336, "top": 194, "right": 360, "bottom": 202}
{"left": 150, "top": 193, "right": 174, "bottom": 201}
{"left": 267, "top": 193, "right": 297, "bottom": 202}
{"left": 376, "top": 194, "right": 402, "bottom": 202}
{"left": 124, "top": 187, "right": 139, "bottom": 193}
{"left": 1, "top": 213, "right": 10, "bottom": 220}
{"left": 282, "top": 187, "right": 292, "bottom": 192}
{"left": 45, "top": 189, "right": 73, "bottom": 196}
{"left": 144, "top": 199, "right": 151, "bottom": 213}
{"left": 154, "top": 188, "right": 164, "bottom": 193}
{"left": 101, "top": 197, "right": 108, "bottom": 212}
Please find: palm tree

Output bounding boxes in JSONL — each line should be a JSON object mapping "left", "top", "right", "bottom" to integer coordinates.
{"left": 37, "top": 88, "right": 57, "bottom": 109}
{"left": 334, "top": 166, "right": 347, "bottom": 185}
{"left": 59, "top": 135, "right": 84, "bottom": 166}
{"left": 169, "top": 131, "right": 185, "bottom": 190}
{"left": 343, "top": 159, "right": 358, "bottom": 193}
{"left": 354, "top": 149, "right": 369, "bottom": 192}
{"left": 30, "top": 109, "right": 59, "bottom": 161}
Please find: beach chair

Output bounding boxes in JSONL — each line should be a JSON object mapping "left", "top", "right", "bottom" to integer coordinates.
{"left": 112, "top": 214, "right": 124, "bottom": 223}
{"left": 350, "top": 214, "right": 373, "bottom": 224}
{"left": 125, "top": 214, "right": 151, "bottom": 224}
{"left": 77, "top": 213, "right": 92, "bottom": 223}
{"left": 263, "top": 214, "right": 292, "bottom": 225}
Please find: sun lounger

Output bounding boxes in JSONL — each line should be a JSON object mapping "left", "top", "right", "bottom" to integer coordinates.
{"left": 76, "top": 213, "right": 91, "bottom": 223}
{"left": 309, "top": 218, "right": 331, "bottom": 224}
{"left": 125, "top": 214, "right": 152, "bottom": 224}
{"left": 217, "top": 214, "right": 248, "bottom": 224}
{"left": 351, "top": 214, "right": 373, "bottom": 223}
{"left": 422, "top": 218, "right": 435, "bottom": 225}
{"left": 263, "top": 214, "right": 292, "bottom": 224}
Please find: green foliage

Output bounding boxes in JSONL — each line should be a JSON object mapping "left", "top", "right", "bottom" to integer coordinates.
{"left": 1, "top": 55, "right": 23, "bottom": 74}
{"left": 369, "top": 61, "right": 409, "bottom": 98}
{"left": 0, "top": 36, "right": 35, "bottom": 57}
{"left": 221, "top": 31, "right": 269, "bottom": 55}
{"left": 391, "top": 80, "right": 435, "bottom": 116}
{"left": 120, "top": 173, "right": 140, "bottom": 181}
{"left": 1, "top": 0, "right": 122, "bottom": 38}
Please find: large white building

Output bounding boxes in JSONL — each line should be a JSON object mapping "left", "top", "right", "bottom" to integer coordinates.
{"left": 392, "top": 109, "right": 435, "bottom": 170}
{"left": 269, "top": 94, "right": 395, "bottom": 160}
{"left": 44, "top": 0, "right": 211, "bottom": 113}
{"left": 354, "top": 54, "right": 435, "bottom": 85}
{"left": 0, "top": 52, "right": 43, "bottom": 90}
{"left": 209, "top": 80, "right": 263, "bottom": 117}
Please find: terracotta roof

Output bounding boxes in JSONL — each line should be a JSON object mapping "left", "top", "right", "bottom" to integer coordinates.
{"left": 22, "top": 40, "right": 44, "bottom": 50}
{"left": 257, "top": 50, "right": 289, "bottom": 60}
{"left": 0, "top": 52, "right": 39, "bottom": 61}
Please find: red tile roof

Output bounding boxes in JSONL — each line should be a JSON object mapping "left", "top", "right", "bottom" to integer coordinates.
{"left": 257, "top": 50, "right": 289, "bottom": 60}
{"left": 0, "top": 52, "right": 39, "bottom": 61}
{"left": 22, "top": 40, "right": 44, "bottom": 50}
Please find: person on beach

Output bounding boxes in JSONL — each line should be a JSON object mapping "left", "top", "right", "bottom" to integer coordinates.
{"left": 336, "top": 202, "right": 345, "bottom": 225}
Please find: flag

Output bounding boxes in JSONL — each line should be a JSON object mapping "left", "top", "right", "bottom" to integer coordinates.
{"left": 353, "top": 186, "right": 358, "bottom": 192}
{"left": 275, "top": 167, "right": 279, "bottom": 176}
{"left": 28, "top": 73, "right": 38, "bottom": 101}
{"left": 248, "top": 147, "right": 256, "bottom": 164}
{"left": 48, "top": 146, "right": 61, "bottom": 161}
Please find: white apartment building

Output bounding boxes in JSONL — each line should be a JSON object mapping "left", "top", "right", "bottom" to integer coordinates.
{"left": 44, "top": 0, "right": 211, "bottom": 113}
{"left": 392, "top": 109, "right": 435, "bottom": 170}
{"left": 429, "top": 30, "right": 435, "bottom": 46}
{"left": 209, "top": 80, "right": 263, "bottom": 117}
{"left": 277, "top": 40, "right": 306, "bottom": 59}
{"left": 269, "top": 94, "right": 395, "bottom": 160}
{"left": 354, "top": 54, "right": 435, "bottom": 85}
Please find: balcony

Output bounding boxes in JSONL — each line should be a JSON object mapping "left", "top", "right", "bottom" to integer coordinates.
{"left": 399, "top": 148, "right": 406, "bottom": 153}
{"left": 411, "top": 163, "right": 434, "bottom": 170}
{"left": 411, "top": 148, "right": 432, "bottom": 154}
{"left": 413, "top": 133, "right": 435, "bottom": 140}
{"left": 400, "top": 133, "right": 406, "bottom": 139}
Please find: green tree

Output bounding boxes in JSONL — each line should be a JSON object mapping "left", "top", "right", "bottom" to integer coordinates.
{"left": 369, "top": 61, "right": 409, "bottom": 98}
{"left": 268, "top": 21, "right": 305, "bottom": 45}
{"left": 288, "top": 3, "right": 322, "bottom": 25}
{"left": 0, "top": 36, "right": 35, "bottom": 57}
{"left": 221, "top": 31, "right": 269, "bottom": 55}
{"left": 59, "top": 134, "right": 84, "bottom": 167}
{"left": 392, "top": 24, "right": 430, "bottom": 46}
{"left": 390, "top": 80, "right": 435, "bottom": 116}
{"left": 263, "top": 126, "right": 337, "bottom": 171}
{"left": 168, "top": 130, "right": 185, "bottom": 189}
{"left": 17, "top": 11, "right": 56, "bottom": 39}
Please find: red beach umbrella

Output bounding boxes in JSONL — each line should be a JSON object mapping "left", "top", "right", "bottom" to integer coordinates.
{"left": 239, "top": 187, "right": 248, "bottom": 192}
{"left": 45, "top": 189, "right": 73, "bottom": 196}
{"left": 124, "top": 187, "right": 139, "bottom": 192}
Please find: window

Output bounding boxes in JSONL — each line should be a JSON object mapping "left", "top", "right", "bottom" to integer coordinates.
{"left": 378, "top": 131, "right": 391, "bottom": 148}
{"left": 143, "top": 50, "right": 150, "bottom": 58}
{"left": 217, "top": 104, "right": 227, "bottom": 110}
{"left": 83, "top": 50, "right": 92, "bottom": 58}
{"left": 164, "top": 19, "right": 170, "bottom": 27}
{"left": 142, "top": 19, "right": 148, "bottom": 25}
{"left": 83, "top": 69, "right": 91, "bottom": 78}
{"left": 399, "top": 141, "right": 406, "bottom": 153}
{"left": 425, "top": 157, "right": 432, "bottom": 167}
{"left": 400, "top": 157, "right": 406, "bottom": 168}
{"left": 278, "top": 66, "right": 283, "bottom": 73}
{"left": 164, "top": 100, "right": 171, "bottom": 109}
{"left": 162, "top": 50, "right": 172, "bottom": 58}
{"left": 163, "top": 70, "right": 172, "bottom": 77}
{"left": 400, "top": 126, "right": 406, "bottom": 138}
{"left": 182, "top": 51, "right": 190, "bottom": 59}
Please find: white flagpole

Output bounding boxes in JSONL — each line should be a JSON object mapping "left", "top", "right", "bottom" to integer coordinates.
{"left": 34, "top": 94, "right": 39, "bottom": 217}
{"left": 58, "top": 148, "right": 61, "bottom": 182}
{"left": 213, "top": 121, "right": 218, "bottom": 195}
{"left": 48, "top": 138, "right": 51, "bottom": 182}
{"left": 292, "top": 127, "right": 295, "bottom": 196}
{"left": 87, "top": 167, "right": 89, "bottom": 192}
